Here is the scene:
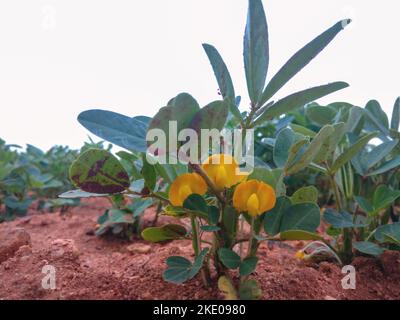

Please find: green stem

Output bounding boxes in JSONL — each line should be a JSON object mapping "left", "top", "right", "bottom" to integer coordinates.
{"left": 189, "top": 163, "right": 225, "bottom": 205}
{"left": 247, "top": 217, "right": 255, "bottom": 258}
{"left": 329, "top": 173, "right": 353, "bottom": 263}
{"left": 152, "top": 201, "right": 162, "bottom": 226}
{"left": 126, "top": 189, "right": 171, "bottom": 205}
{"left": 190, "top": 216, "right": 210, "bottom": 287}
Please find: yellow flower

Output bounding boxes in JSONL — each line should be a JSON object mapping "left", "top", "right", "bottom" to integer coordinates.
{"left": 295, "top": 250, "right": 306, "bottom": 260}
{"left": 169, "top": 173, "right": 207, "bottom": 207}
{"left": 202, "top": 154, "right": 247, "bottom": 191}
{"left": 233, "top": 180, "right": 276, "bottom": 217}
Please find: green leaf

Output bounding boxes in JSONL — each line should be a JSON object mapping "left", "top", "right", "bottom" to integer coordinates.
{"left": 290, "top": 186, "right": 318, "bottom": 204}
{"left": 362, "top": 140, "right": 398, "bottom": 172}
{"left": 155, "top": 163, "right": 187, "bottom": 184}
{"left": 163, "top": 205, "right": 187, "bottom": 218}
{"left": 259, "top": 20, "right": 351, "bottom": 106}
{"left": 263, "top": 196, "right": 292, "bottom": 236}
{"left": 355, "top": 196, "right": 374, "bottom": 214}
{"left": 331, "top": 132, "right": 378, "bottom": 172}
{"left": 190, "top": 100, "right": 229, "bottom": 133}
{"left": 201, "top": 226, "right": 221, "bottom": 232}
{"left": 316, "top": 122, "right": 346, "bottom": 163}
{"left": 59, "top": 189, "right": 108, "bottom": 199}
{"left": 254, "top": 82, "right": 349, "bottom": 125}
{"left": 290, "top": 124, "right": 316, "bottom": 138}
{"left": 69, "top": 149, "right": 130, "bottom": 194}
{"left": 78, "top": 111, "right": 149, "bottom": 153}
{"left": 374, "top": 223, "right": 400, "bottom": 243}
{"left": 280, "top": 202, "right": 321, "bottom": 233}
{"left": 285, "top": 139, "right": 309, "bottom": 171}
{"left": 244, "top": 0, "right": 269, "bottom": 104}
{"left": 163, "top": 248, "right": 209, "bottom": 284}
{"left": 286, "top": 125, "right": 334, "bottom": 175}
{"left": 163, "top": 256, "right": 192, "bottom": 284}
{"left": 367, "top": 156, "right": 400, "bottom": 176}
{"left": 346, "top": 106, "right": 364, "bottom": 133}
{"left": 188, "top": 248, "right": 209, "bottom": 278}
{"left": 366, "top": 100, "right": 389, "bottom": 129}
{"left": 279, "top": 230, "right": 323, "bottom": 241}
{"left": 323, "top": 209, "right": 368, "bottom": 228}
{"left": 183, "top": 194, "right": 208, "bottom": 216}
{"left": 306, "top": 105, "right": 337, "bottom": 126}
{"left": 273, "top": 128, "right": 296, "bottom": 168}
{"left": 202, "top": 44, "right": 240, "bottom": 119}
{"left": 141, "top": 155, "right": 157, "bottom": 191}
{"left": 372, "top": 186, "right": 400, "bottom": 213}
{"left": 248, "top": 168, "right": 286, "bottom": 196}
{"left": 218, "top": 248, "right": 241, "bottom": 269}
{"left": 391, "top": 97, "right": 400, "bottom": 131}
{"left": 128, "top": 198, "right": 153, "bottom": 217}
{"left": 239, "top": 279, "right": 262, "bottom": 300}
{"left": 141, "top": 224, "right": 187, "bottom": 243}
{"left": 239, "top": 257, "right": 259, "bottom": 276}
{"left": 147, "top": 93, "right": 200, "bottom": 155}
{"left": 364, "top": 109, "right": 390, "bottom": 138}
{"left": 354, "top": 242, "right": 385, "bottom": 257}
{"left": 95, "top": 209, "right": 135, "bottom": 236}
{"left": 383, "top": 233, "right": 400, "bottom": 246}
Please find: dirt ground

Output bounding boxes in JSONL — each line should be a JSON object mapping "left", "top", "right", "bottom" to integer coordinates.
{"left": 0, "top": 198, "right": 399, "bottom": 300}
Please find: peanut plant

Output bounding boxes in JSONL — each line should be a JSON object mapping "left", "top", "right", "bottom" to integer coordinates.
{"left": 61, "top": 0, "right": 359, "bottom": 299}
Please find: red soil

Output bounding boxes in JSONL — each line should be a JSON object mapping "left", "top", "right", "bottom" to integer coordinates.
{"left": 0, "top": 199, "right": 399, "bottom": 300}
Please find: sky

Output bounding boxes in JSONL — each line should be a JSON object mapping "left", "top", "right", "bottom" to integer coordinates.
{"left": 0, "top": 0, "right": 399, "bottom": 151}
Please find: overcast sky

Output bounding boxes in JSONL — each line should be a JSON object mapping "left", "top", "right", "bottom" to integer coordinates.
{"left": 0, "top": 0, "right": 399, "bottom": 150}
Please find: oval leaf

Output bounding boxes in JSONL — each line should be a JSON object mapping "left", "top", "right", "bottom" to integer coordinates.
{"left": 141, "top": 224, "right": 187, "bottom": 243}
{"left": 59, "top": 189, "right": 108, "bottom": 199}
{"left": 78, "top": 111, "right": 149, "bottom": 153}
{"left": 354, "top": 242, "right": 385, "bottom": 257}
{"left": 331, "top": 132, "right": 378, "bottom": 172}
{"left": 254, "top": 82, "right": 349, "bottom": 125}
{"left": 259, "top": 20, "right": 351, "bottom": 105}
{"left": 280, "top": 202, "right": 320, "bottom": 233}
{"left": 202, "top": 44, "right": 235, "bottom": 102}
{"left": 69, "top": 149, "right": 130, "bottom": 194}
{"left": 239, "top": 257, "right": 259, "bottom": 277}
{"left": 279, "top": 230, "right": 323, "bottom": 241}
{"left": 244, "top": 0, "right": 269, "bottom": 104}
{"left": 290, "top": 186, "right": 318, "bottom": 204}
{"left": 218, "top": 248, "right": 241, "bottom": 269}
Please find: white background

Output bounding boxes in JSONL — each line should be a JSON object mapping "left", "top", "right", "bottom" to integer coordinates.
{"left": 0, "top": 0, "right": 399, "bottom": 150}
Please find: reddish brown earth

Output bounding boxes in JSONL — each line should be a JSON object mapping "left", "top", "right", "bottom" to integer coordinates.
{"left": 0, "top": 198, "right": 399, "bottom": 300}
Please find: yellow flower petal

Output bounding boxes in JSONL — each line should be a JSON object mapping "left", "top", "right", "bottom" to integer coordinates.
{"left": 202, "top": 154, "right": 247, "bottom": 191}
{"left": 169, "top": 173, "right": 207, "bottom": 207}
{"left": 295, "top": 251, "right": 306, "bottom": 260}
{"left": 215, "top": 166, "right": 229, "bottom": 190}
{"left": 233, "top": 180, "right": 276, "bottom": 216}
{"left": 247, "top": 193, "right": 260, "bottom": 216}
{"left": 256, "top": 182, "right": 276, "bottom": 213}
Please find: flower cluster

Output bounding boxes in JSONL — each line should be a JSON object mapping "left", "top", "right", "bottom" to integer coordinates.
{"left": 168, "top": 154, "right": 276, "bottom": 216}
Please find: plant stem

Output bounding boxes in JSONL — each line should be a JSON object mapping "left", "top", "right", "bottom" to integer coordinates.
{"left": 247, "top": 216, "right": 255, "bottom": 258}
{"left": 189, "top": 163, "right": 225, "bottom": 204}
{"left": 239, "top": 217, "right": 245, "bottom": 257}
{"left": 190, "top": 216, "right": 210, "bottom": 287}
{"left": 152, "top": 201, "right": 162, "bottom": 226}
{"left": 329, "top": 173, "right": 353, "bottom": 263}
{"left": 126, "top": 189, "right": 171, "bottom": 205}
